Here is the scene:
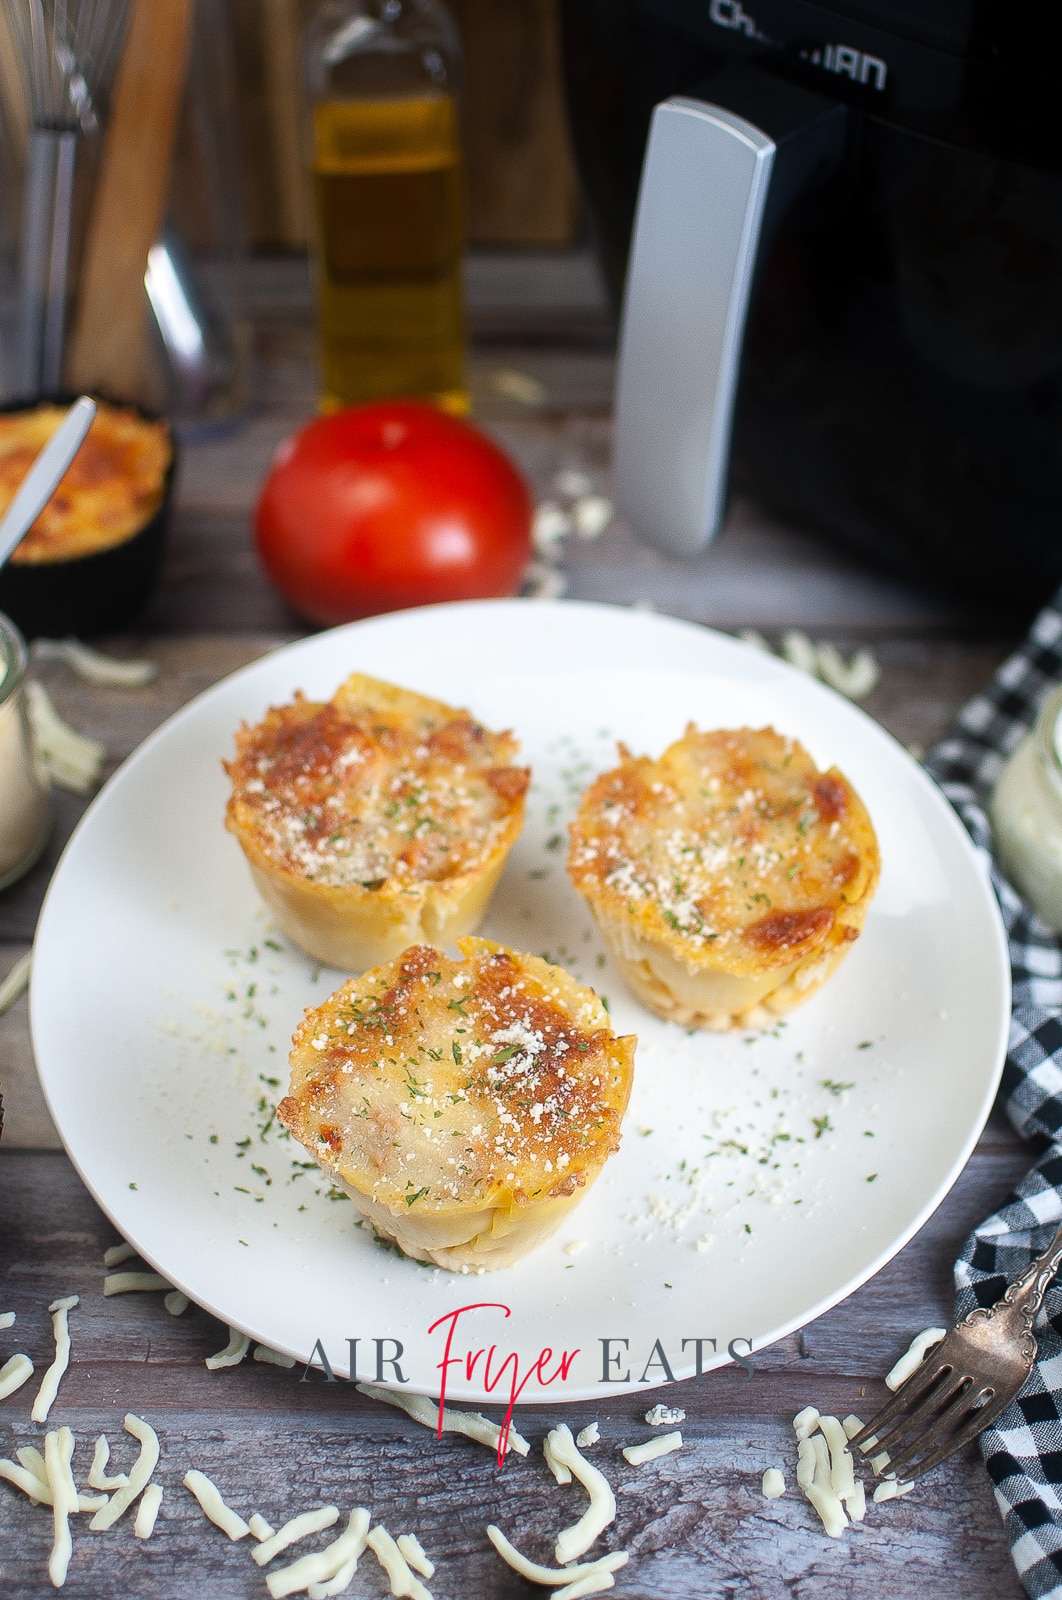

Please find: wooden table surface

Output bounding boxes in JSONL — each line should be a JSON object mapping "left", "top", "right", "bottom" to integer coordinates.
{"left": 0, "top": 262, "right": 1031, "bottom": 1599}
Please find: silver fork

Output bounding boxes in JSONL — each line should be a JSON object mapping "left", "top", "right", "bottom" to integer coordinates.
{"left": 849, "top": 1219, "right": 1062, "bottom": 1482}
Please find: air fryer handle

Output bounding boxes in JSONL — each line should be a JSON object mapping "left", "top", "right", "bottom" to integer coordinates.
{"left": 613, "top": 72, "right": 847, "bottom": 558}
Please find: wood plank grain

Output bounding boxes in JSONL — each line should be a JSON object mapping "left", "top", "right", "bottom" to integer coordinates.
{"left": 450, "top": 0, "right": 578, "bottom": 247}
{"left": 65, "top": 0, "right": 197, "bottom": 401}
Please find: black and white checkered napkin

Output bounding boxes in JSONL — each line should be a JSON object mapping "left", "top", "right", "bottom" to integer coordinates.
{"left": 922, "top": 587, "right": 1062, "bottom": 1599}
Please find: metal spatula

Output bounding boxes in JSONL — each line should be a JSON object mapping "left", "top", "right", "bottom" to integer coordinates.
{"left": 0, "top": 395, "right": 97, "bottom": 572}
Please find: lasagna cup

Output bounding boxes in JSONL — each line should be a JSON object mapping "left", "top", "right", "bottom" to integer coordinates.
{"left": 278, "top": 937, "right": 636, "bottom": 1271}
{"left": 225, "top": 673, "right": 529, "bottom": 970}
{"left": 567, "top": 725, "right": 880, "bottom": 1031}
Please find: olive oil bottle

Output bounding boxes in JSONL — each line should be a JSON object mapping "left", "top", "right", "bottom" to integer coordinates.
{"left": 304, "top": 1, "right": 467, "bottom": 414}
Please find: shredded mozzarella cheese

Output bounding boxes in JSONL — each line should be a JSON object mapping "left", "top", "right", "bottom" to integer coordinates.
{"left": 873, "top": 1477, "right": 914, "bottom": 1503}
{"left": 841, "top": 1414, "right": 864, "bottom": 1440}
{"left": 366, "top": 1524, "right": 433, "bottom": 1600}
{"left": 396, "top": 1534, "right": 434, "bottom": 1578}
{"left": 254, "top": 1344, "right": 296, "bottom": 1368}
{"left": 33, "top": 639, "right": 158, "bottom": 688}
{"left": 486, "top": 1526, "right": 629, "bottom": 1588}
{"left": 792, "top": 1406, "right": 819, "bottom": 1439}
{"left": 0, "top": 952, "right": 31, "bottom": 1017}
{"left": 1, "top": 1456, "right": 54, "bottom": 1503}
{"left": 88, "top": 1435, "right": 129, "bottom": 1491}
{"left": 135, "top": 1483, "right": 163, "bottom": 1539}
{"left": 44, "top": 1427, "right": 78, "bottom": 1588}
{"left": 249, "top": 1513, "right": 276, "bottom": 1541}
{"left": 644, "top": 1404, "right": 685, "bottom": 1426}
{"left": 356, "top": 1382, "right": 530, "bottom": 1457}
{"left": 164, "top": 1291, "right": 190, "bottom": 1316}
{"left": 818, "top": 1415, "right": 855, "bottom": 1501}
{"left": 885, "top": 1328, "right": 946, "bottom": 1392}
{"left": 90, "top": 1415, "right": 160, "bottom": 1532}
{"left": 205, "top": 1328, "right": 251, "bottom": 1370}
{"left": 253, "top": 1505, "right": 340, "bottom": 1566}
{"left": 103, "top": 1272, "right": 171, "bottom": 1296}
{"left": 0, "top": 1351, "right": 34, "bottom": 1399}
{"left": 267, "top": 1508, "right": 371, "bottom": 1600}
{"left": 761, "top": 1468, "right": 785, "bottom": 1499}
{"left": 183, "top": 1468, "right": 250, "bottom": 1540}
{"left": 103, "top": 1241, "right": 140, "bottom": 1268}
{"left": 554, "top": 1571, "right": 616, "bottom": 1600}
{"left": 0, "top": 1311, "right": 14, "bottom": 1329}
{"left": 308, "top": 1556, "right": 359, "bottom": 1599}
{"left": 622, "top": 1432, "right": 682, "bottom": 1466}
{"left": 544, "top": 1431, "right": 573, "bottom": 1485}
{"left": 575, "top": 1423, "right": 600, "bottom": 1449}
{"left": 32, "top": 1297, "right": 77, "bottom": 1423}
{"left": 547, "top": 1424, "right": 617, "bottom": 1565}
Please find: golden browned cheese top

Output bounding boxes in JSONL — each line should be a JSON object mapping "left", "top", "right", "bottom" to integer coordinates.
{"left": 225, "top": 677, "right": 530, "bottom": 891}
{"left": 568, "top": 726, "right": 880, "bottom": 974}
{"left": 278, "top": 938, "right": 635, "bottom": 1213}
{"left": 0, "top": 403, "right": 171, "bottom": 564}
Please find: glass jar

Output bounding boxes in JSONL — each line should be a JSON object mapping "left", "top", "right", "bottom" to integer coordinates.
{"left": 0, "top": 612, "right": 49, "bottom": 890}
{"left": 303, "top": 0, "right": 467, "bottom": 414}
{"left": 990, "top": 683, "right": 1062, "bottom": 931}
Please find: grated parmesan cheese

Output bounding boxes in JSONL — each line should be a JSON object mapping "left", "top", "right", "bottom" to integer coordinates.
{"left": 761, "top": 1468, "right": 785, "bottom": 1499}
{"left": 183, "top": 1468, "right": 250, "bottom": 1540}
{"left": 575, "top": 1423, "right": 600, "bottom": 1449}
{"left": 32, "top": 1296, "right": 78, "bottom": 1423}
{"left": 396, "top": 1534, "right": 435, "bottom": 1579}
{"left": 0, "top": 1351, "right": 34, "bottom": 1399}
{"left": 622, "top": 1431, "right": 682, "bottom": 1467}
{"left": 90, "top": 1415, "right": 160, "bottom": 1532}
{"left": 486, "top": 1525, "right": 628, "bottom": 1589}
{"left": 205, "top": 1328, "right": 251, "bottom": 1370}
{"left": 134, "top": 1483, "right": 163, "bottom": 1539}
{"left": 547, "top": 1424, "right": 617, "bottom": 1565}
{"left": 366, "top": 1523, "right": 434, "bottom": 1600}
{"left": 356, "top": 1381, "right": 530, "bottom": 1457}
{"left": 253, "top": 1504, "right": 340, "bottom": 1566}
{"left": 885, "top": 1328, "right": 946, "bottom": 1392}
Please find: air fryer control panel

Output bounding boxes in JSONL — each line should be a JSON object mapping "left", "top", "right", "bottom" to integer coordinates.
{"left": 642, "top": 0, "right": 1062, "bottom": 166}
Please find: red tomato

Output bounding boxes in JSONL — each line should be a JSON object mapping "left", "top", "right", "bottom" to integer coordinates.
{"left": 254, "top": 400, "right": 533, "bottom": 625}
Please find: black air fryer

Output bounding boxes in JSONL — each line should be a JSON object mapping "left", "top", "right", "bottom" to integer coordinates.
{"left": 560, "top": 0, "right": 1062, "bottom": 612}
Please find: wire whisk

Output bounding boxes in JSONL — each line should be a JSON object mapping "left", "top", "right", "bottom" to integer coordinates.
{"left": 4, "top": 0, "right": 130, "bottom": 394}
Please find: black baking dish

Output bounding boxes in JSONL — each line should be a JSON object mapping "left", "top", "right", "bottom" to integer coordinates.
{"left": 0, "top": 394, "right": 176, "bottom": 639}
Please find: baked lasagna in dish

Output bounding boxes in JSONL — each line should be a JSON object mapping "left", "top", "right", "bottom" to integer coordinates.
{"left": 279, "top": 937, "right": 636, "bottom": 1270}
{"left": 567, "top": 725, "right": 880, "bottom": 1031}
{"left": 225, "top": 673, "right": 530, "bottom": 970}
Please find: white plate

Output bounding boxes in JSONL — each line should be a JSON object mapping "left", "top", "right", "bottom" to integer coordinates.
{"left": 31, "top": 600, "right": 1009, "bottom": 1404}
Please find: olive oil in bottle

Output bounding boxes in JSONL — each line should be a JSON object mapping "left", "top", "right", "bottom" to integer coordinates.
{"left": 304, "top": 2, "right": 467, "bottom": 414}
